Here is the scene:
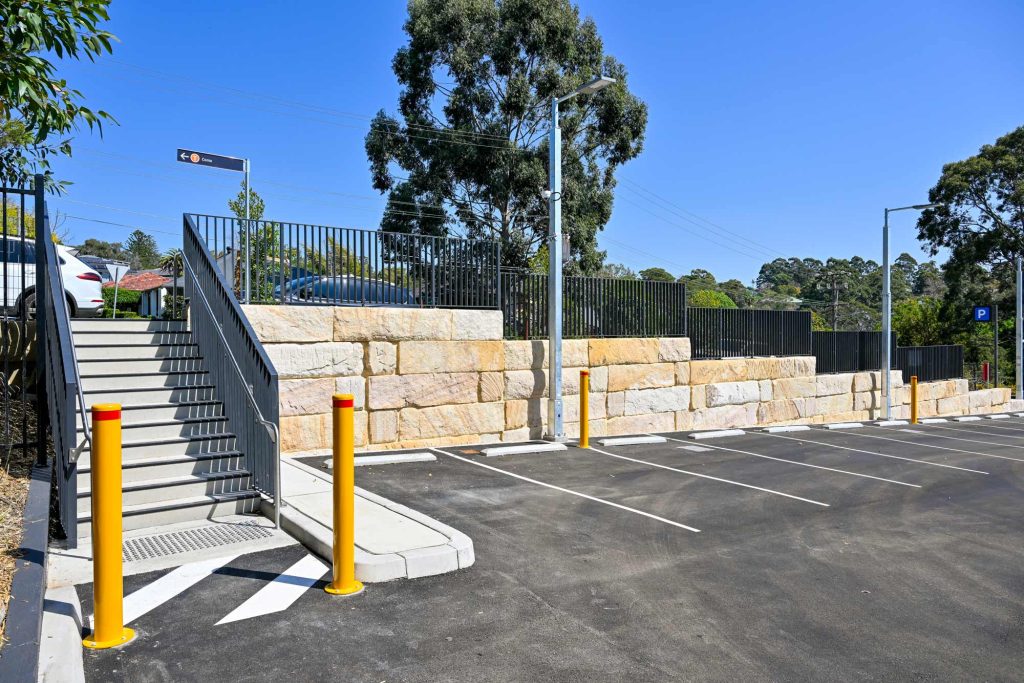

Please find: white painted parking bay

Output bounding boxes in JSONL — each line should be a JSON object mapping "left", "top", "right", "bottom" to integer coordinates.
{"left": 810, "top": 425, "right": 1024, "bottom": 465}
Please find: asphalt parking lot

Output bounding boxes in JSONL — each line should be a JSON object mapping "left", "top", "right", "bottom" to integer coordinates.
{"left": 82, "top": 416, "right": 1024, "bottom": 682}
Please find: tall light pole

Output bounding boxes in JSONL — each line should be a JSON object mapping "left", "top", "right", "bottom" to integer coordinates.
{"left": 546, "top": 75, "right": 616, "bottom": 441}
{"left": 882, "top": 203, "right": 939, "bottom": 419}
{"left": 1017, "top": 256, "right": 1022, "bottom": 401}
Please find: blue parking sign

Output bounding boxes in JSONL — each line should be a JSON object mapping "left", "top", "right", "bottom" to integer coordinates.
{"left": 974, "top": 306, "right": 992, "bottom": 322}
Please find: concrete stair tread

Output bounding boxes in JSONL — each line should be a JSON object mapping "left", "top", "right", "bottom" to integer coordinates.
{"left": 77, "top": 416, "right": 228, "bottom": 431}
{"left": 79, "top": 490, "right": 261, "bottom": 524}
{"left": 82, "top": 384, "right": 216, "bottom": 395}
{"left": 78, "top": 449, "right": 244, "bottom": 473}
{"left": 78, "top": 469, "right": 251, "bottom": 497}
{"left": 80, "top": 431, "right": 236, "bottom": 452}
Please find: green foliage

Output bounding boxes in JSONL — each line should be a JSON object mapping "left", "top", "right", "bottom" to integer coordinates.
{"left": 639, "top": 267, "right": 674, "bottom": 281}
{"left": 365, "top": 0, "right": 648, "bottom": 273}
{"left": 3, "top": 200, "right": 35, "bottom": 237}
{"left": 101, "top": 285, "right": 140, "bottom": 317}
{"left": 124, "top": 229, "right": 159, "bottom": 269}
{"left": 162, "top": 293, "right": 187, "bottom": 320}
{"left": 159, "top": 248, "right": 183, "bottom": 277}
{"left": 595, "top": 262, "right": 635, "bottom": 279}
{"left": 810, "top": 310, "right": 830, "bottom": 332}
{"left": 892, "top": 297, "right": 945, "bottom": 346}
{"left": 689, "top": 289, "right": 736, "bottom": 309}
{"left": 0, "top": 0, "right": 117, "bottom": 187}
{"left": 78, "top": 237, "right": 125, "bottom": 260}
{"left": 228, "top": 182, "right": 281, "bottom": 302}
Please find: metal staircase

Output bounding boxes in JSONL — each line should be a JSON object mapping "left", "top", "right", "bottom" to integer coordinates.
{"left": 72, "top": 318, "right": 261, "bottom": 540}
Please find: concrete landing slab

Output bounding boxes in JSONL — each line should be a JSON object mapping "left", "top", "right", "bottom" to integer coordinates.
{"left": 280, "top": 458, "right": 473, "bottom": 583}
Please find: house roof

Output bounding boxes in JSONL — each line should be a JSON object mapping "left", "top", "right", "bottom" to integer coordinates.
{"left": 102, "top": 271, "right": 172, "bottom": 292}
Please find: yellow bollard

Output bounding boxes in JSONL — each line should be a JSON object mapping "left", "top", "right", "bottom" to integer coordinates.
{"left": 325, "top": 393, "right": 363, "bottom": 596}
{"left": 83, "top": 404, "right": 135, "bottom": 649}
{"left": 910, "top": 375, "right": 918, "bottom": 425}
{"left": 579, "top": 370, "right": 590, "bottom": 448}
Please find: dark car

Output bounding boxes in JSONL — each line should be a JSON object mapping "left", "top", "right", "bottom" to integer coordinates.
{"left": 287, "top": 276, "right": 417, "bottom": 306}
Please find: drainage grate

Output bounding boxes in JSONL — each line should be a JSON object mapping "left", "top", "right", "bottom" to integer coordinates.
{"left": 123, "top": 522, "right": 274, "bottom": 562}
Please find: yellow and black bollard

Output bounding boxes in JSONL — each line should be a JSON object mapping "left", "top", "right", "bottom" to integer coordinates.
{"left": 910, "top": 375, "right": 918, "bottom": 425}
{"left": 579, "top": 370, "right": 590, "bottom": 449}
{"left": 83, "top": 404, "right": 135, "bottom": 649}
{"left": 325, "top": 393, "right": 363, "bottom": 596}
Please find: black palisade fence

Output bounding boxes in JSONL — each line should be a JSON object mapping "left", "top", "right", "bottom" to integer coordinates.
{"left": 895, "top": 345, "right": 964, "bottom": 383}
{"left": 500, "top": 271, "right": 687, "bottom": 339}
{"left": 688, "top": 308, "right": 812, "bottom": 359}
{"left": 812, "top": 331, "right": 895, "bottom": 374}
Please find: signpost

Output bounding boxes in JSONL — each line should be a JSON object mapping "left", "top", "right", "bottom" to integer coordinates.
{"left": 973, "top": 305, "right": 998, "bottom": 387}
{"left": 176, "top": 148, "right": 251, "bottom": 301}
{"left": 109, "top": 263, "right": 129, "bottom": 320}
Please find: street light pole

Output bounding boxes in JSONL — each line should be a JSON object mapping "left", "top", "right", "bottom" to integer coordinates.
{"left": 1017, "top": 256, "right": 1022, "bottom": 401}
{"left": 546, "top": 76, "right": 615, "bottom": 441}
{"left": 244, "top": 159, "right": 251, "bottom": 304}
{"left": 882, "top": 203, "right": 939, "bottom": 420}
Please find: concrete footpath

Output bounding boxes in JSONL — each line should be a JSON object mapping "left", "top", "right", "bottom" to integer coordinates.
{"left": 278, "top": 456, "right": 474, "bottom": 581}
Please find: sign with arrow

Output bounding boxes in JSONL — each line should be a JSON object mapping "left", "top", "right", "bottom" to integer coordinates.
{"left": 176, "top": 148, "right": 245, "bottom": 172}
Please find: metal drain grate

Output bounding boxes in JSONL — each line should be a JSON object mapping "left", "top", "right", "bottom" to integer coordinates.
{"left": 123, "top": 522, "right": 274, "bottom": 562}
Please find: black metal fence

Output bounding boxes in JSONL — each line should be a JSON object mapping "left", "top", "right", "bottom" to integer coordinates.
{"left": 896, "top": 345, "right": 964, "bottom": 383}
{"left": 500, "top": 271, "right": 687, "bottom": 339}
{"left": 689, "top": 308, "right": 812, "bottom": 359}
{"left": 190, "top": 214, "right": 501, "bottom": 309}
{"left": 812, "top": 331, "right": 895, "bottom": 374}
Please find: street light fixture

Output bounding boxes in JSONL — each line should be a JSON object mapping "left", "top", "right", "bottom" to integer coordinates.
{"left": 546, "top": 75, "right": 616, "bottom": 441}
{"left": 882, "top": 202, "right": 940, "bottom": 420}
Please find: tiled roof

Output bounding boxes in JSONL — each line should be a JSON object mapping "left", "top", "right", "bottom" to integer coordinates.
{"left": 101, "top": 271, "right": 172, "bottom": 292}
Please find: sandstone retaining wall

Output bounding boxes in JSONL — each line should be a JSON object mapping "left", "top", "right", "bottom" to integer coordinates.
{"left": 242, "top": 306, "right": 1021, "bottom": 453}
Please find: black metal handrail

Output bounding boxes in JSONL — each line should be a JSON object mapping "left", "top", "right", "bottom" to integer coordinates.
{"left": 183, "top": 214, "right": 281, "bottom": 522}
{"left": 39, "top": 192, "right": 82, "bottom": 544}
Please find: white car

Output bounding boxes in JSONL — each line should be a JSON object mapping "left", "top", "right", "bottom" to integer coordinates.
{"left": 1, "top": 237, "right": 104, "bottom": 318}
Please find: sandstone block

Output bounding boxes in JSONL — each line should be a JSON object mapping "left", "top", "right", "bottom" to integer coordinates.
{"left": 690, "top": 385, "right": 707, "bottom": 410}
{"left": 479, "top": 372, "right": 504, "bottom": 403}
{"left": 607, "top": 363, "right": 675, "bottom": 392}
{"left": 953, "top": 378, "right": 969, "bottom": 395}
{"left": 451, "top": 309, "right": 503, "bottom": 340}
{"left": 281, "top": 411, "right": 367, "bottom": 452}
{"left": 606, "top": 413, "right": 674, "bottom": 436}
{"left": 369, "top": 373, "right": 478, "bottom": 410}
{"left": 690, "top": 359, "right": 748, "bottom": 384}
{"left": 623, "top": 386, "right": 691, "bottom": 416}
{"left": 564, "top": 392, "right": 608, "bottom": 423}
{"left": 853, "top": 391, "right": 879, "bottom": 411}
{"left": 779, "top": 356, "right": 816, "bottom": 378}
{"left": 335, "top": 376, "right": 366, "bottom": 408}
{"left": 759, "top": 379, "right": 773, "bottom": 402}
{"left": 502, "top": 340, "right": 589, "bottom": 370}
{"left": 658, "top": 338, "right": 691, "bottom": 362}
{"left": 369, "top": 410, "right": 398, "bottom": 443}
{"left": 589, "top": 365, "right": 609, "bottom": 392}
{"left": 757, "top": 399, "right": 802, "bottom": 424}
{"left": 504, "top": 369, "right": 546, "bottom": 400}
{"left": 589, "top": 338, "right": 659, "bottom": 366}
{"left": 692, "top": 404, "right": 757, "bottom": 431}
{"left": 889, "top": 370, "right": 904, "bottom": 388}
{"left": 244, "top": 305, "right": 333, "bottom": 343}
{"left": 772, "top": 377, "right": 816, "bottom": 400}
{"left": 675, "top": 410, "right": 694, "bottom": 431}
{"left": 399, "top": 340, "right": 503, "bottom": 374}
{"left": 504, "top": 400, "right": 531, "bottom": 430}
{"left": 607, "top": 391, "right": 625, "bottom": 417}
{"left": 937, "top": 394, "right": 968, "bottom": 415}
{"left": 367, "top": 341, "right": 396, "bottom": 375}
{"left": 675, "top": 362, "right": 690, "bottom": 385}
{"left": 267, "top": 342, "right": 363, "bottom": 379}
{"left": 816, "top": 393, "right": 854, "bottom": 415}
{"left": 706, "top": 380, "right": 760, "bottom": 408}
{"left": 334, "top": 307, "right": 452, "bottom": 341}
{"left": 853, "top": 372, "right": 879, "bottom": 393}
{"left": 501, "top": 427, "right": 534, "bottom": 442}
{"left": 816, "top": 373, "right": 854, "bottom": 397}
{"left": 399, "top": 403, "right": 504, "bottom": 440}
{"left": 746, "top": 358, "right": 782, "bottom": 381}
{"left": 280, "top": 378, "right": 334, "bottom": 417}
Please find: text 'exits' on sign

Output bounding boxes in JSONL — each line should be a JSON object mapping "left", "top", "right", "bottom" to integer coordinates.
{"left": 176, "top": 149, "right": 245, "bottom": 172}
{"left": 973, "top": 306, "right": 992, "bottom": 322}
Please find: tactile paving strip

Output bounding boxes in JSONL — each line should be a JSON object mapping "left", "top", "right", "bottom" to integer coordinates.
{"left": 123, "top": 522, "right": 273, "bottom": 562}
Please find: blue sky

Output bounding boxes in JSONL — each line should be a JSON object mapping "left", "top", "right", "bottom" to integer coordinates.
{"left": 51, "top": 0, "right": 1024, "bottom": 285}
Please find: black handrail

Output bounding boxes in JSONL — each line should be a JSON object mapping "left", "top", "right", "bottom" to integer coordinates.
{"left": 183, "top": 214, "right": 281, "bottom": 520}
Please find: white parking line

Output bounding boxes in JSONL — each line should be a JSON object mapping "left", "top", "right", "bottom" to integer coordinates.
{"left": 216, "top": 553, "right": 329, "bottom": 625}
{"left": 432, "top": 449, "right": 701, "bottom": 532}
{"left": 586, "top": 445, "right": 830, "bottom": 506}
{"left": 923, "top": 424, "right": 1024, "bottom": 440}
{"left": 764, "top": 433, "right": 987, "bottom": 474}
{"left": 942, "top": 420, "right": 1024, "bottom": 434}
{"left": 826, "top": 429, "right": 1024, "bottom": 464}
{"left": 120, "top": 554, "right": 237, "bottom": 626}
{"left": 875, "top": 426, "right": 1024, "bottom": 452}
{"left": 658, "top": 434, "right": 920, "bottom": 487}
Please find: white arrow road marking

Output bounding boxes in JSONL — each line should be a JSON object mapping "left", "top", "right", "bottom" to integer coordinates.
{"left": 120, "top": 554, "right": 239, "bottom": 626}
{"left": 216, "top": 554, "right": 329, "bottom": 626}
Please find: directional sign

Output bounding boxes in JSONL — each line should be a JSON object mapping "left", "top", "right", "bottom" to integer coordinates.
{"left": 109, "top": 263, "right": 129, "bottom": 284}
{"left": 973, "top": 305, "right": 992, "bottom": 322}
{"left": 176, "top": 148, "right": 245, "bottom": 172}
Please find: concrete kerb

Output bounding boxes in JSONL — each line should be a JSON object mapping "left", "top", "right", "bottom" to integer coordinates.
{"left": 687, "top": 430, "right": 745, "bottom": 440}
{"left": 280, "top": 457, "right": 473, "bottom": 582}
{"left": 598, "top": 435, "right": 667, "bottom": 446}
{"left": 824, "top": 422, "right": 863, "bottom": 430}
{"left": 761, "top": 425, "right": 810, "bottom": 433}
{"left": 955, "top": 416, "right": 982, "bottom": 422}
{"left": 985, "top": 414, "right": 1010, "bottom": 420}
{"left": 875, "top": 420, "right": 909, "bottom": 427}
{"left": 482, "top": 442, "right": 568, "bottom": 457}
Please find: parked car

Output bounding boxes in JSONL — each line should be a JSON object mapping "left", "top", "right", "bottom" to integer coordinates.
{"left": 286, "top": 275, "right": 417, "bottom": 306}
{"left": 271, "top": 274, "right": 322, "bottom": 300}
{"left": 1, "top": 237, "right": 104, "bottom": 318}
{"left": 77, "top": 255, "right": 130, "bottom": 284}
